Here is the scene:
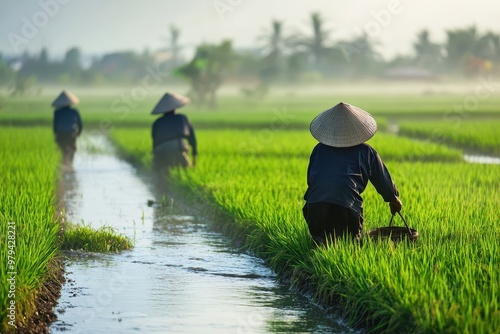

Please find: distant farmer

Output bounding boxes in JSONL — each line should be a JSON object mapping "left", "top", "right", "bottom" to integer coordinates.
{"left": 52, "top": 90, "right": 82, "bottom": 165}
{"left": 303, "top": 102, "right": 402, "bottom": 244}
{"left": 151, "top": 92, "right": 197, "bottom": 174}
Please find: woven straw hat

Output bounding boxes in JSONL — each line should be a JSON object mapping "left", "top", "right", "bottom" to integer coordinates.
{"left": 310, "top": 102, "right": 377, "bottom": 147}
{"left": 151, "top": 93, "right": 190, "bottom": 114}
{"left": 52, "top": 90, "right": 80, "bottom": 107}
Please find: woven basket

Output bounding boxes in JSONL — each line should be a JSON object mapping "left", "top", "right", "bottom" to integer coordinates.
{"left": 367, "top": 212, "right": 418, "bottom": 242}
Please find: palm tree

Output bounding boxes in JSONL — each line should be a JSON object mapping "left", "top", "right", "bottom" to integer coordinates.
{"left": 477, "top": 32, "right": 500, "bottom": 62}
{"left": 445, "top": 26, "right": 479, "bottom": 69}
{"left": 338, "top": 34, "right": 380, "bottom": 76}
{"left": 167, "top": 25, "right": 182, "bottom": 68}
{"left": 413, "top": 30, "right": 443, "bottom": 70}
{"left": 310, "top": 13, "right": 330, "bottom": 64}
{"left": 257, "top": 20, "right": 289, "bottom": 57}
{"left": 294, "top": 13, "right": 331, "bottom": 68}
{"left": 257, "top": 20, "right": 290, "bottom": 83}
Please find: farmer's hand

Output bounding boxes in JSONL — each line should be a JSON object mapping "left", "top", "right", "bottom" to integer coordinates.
{"left": 389, "top": 197, "right": 402, "bottom": 215}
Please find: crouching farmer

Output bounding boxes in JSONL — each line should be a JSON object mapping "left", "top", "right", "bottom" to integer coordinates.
{"left": 151, "top": 92, "right": 197, "bottom": 174}
{"left": 303, "top": 102, "right": 402, "bottom": 245}
{"left": 52, "top": 90, "right": 82, "bottom": 166}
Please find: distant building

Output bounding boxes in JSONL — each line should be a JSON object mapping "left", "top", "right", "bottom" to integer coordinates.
{"left": 384, "top": 66, "right": 437, "bottom": 81}
{"left": 7, "top": 59, "right": 23, "bottom": 72}
{"left": 152, "top": 50, "right": 173, "bottom": 64}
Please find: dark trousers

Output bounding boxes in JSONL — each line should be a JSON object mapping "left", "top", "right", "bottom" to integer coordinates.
{"left": 153, "top": 150, "right": 190, "bottom": 174}
{"left": 56, "top": 133, "right": 77, "bottom": 165}
{"left": 153, "top": 139, "right": 191, "bottom": 174}
{"left": 303, "top": 202, "right": 363, "bottom": 245}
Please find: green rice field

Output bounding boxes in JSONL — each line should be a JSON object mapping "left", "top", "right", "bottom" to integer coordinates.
{"left": 0, "top": 127, "right": 60, "bottom": 330}
{"left": 399, "top": 120, "right": 500, "bottom": 154}
{"left": 111, "top": 124, "right": 500, "bottom": 333}
{"left": 1, "top": 91, "right": 499, "bottom": 332}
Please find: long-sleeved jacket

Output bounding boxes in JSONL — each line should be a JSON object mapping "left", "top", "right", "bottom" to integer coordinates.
{"left": 304, "top": 143, "right": 399, "bottom": 217}
{"left": 152, "top": 113, "right": 197, "bottom": 156}
{"left": 53, "top": 107, "right": 82, "bottom": 135}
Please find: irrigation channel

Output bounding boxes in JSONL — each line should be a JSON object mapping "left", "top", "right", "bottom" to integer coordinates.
{"left": 49, "top": 135, "right": 354, "bottom": 334}
{"left": 388, "top": 122, "right": 500, "bottom": 164}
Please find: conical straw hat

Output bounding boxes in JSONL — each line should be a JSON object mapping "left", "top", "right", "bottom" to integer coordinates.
{"left": 310, "top": 102, "right": 377, "bottom": 147}
{"left": 52, "top": 90, "right": 80, "bottom": 107}
{"left": 151, "top": 93, "right": 190, "bottom": 114}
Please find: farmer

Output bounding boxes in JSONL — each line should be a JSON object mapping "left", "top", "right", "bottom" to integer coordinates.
{"left": 52, "top": 90, "right": 83, "bottom": 166}
{"left": 151, "top": 92, "right": 197, "bottom": 174}
{"left": 303, "top": 102, "right": 402, "bottom": 244}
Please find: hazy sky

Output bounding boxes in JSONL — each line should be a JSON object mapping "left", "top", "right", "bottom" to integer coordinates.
{"left": 1, "top": 0, "right": 499, "bottom": 60}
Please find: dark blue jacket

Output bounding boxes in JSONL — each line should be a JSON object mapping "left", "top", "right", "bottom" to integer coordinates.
{"left": 53, "top": 107, "right": 82, "bottom": 135}
{"left": 152, "top": 113, "right": 197, "bottom": 156}
{"left": 304, "top": 143, "right": 399, "bottom": 217}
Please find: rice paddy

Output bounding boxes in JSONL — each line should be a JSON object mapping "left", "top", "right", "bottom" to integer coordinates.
{"left": 0, "top": 125, "right": 133, "bottom": 331}
{"left": 1, "top": 92, "right": 499, "bottom": 332}
{"left": 0, "top": 127, "right": 60, "bottom": 331}
{"left": 111, "top": 106, "right": 500, "bottom": 333}
{"left": 399, "top": 120, "right": 500, "bottom": 154}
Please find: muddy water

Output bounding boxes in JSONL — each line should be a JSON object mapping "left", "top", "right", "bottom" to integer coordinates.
{"left": 50, "top": 136, "right": 353, "bottom": 334}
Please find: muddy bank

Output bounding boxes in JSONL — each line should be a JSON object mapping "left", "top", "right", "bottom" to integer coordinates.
{"left": 5, "top": 258, "right": 64, "bottom": 334}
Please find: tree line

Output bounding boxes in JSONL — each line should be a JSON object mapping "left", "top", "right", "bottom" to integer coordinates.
{"left": 1, "top": 14, "right": 499, "bottom": 105}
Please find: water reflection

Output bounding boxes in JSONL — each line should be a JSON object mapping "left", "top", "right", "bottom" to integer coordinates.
{"left": 149, "top": 184, "right": 352, "bottom": 334}
{"left": 58, "top": 169, "right": 79, "bottom": 221}
{"left": 464, "top": 154, "right": 500, "bottom": 164}
{"left": 51, "top": 135, "right": 354, "bottom": 334}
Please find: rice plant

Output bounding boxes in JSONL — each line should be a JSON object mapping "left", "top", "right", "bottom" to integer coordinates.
{"left": 0, "top": 127, "right": 60, "bottom": 331}
{"left": 399, "top": 120, "right": 500, "bottom": 154}
{"left": 111, "top": 126, "right": 500, "bottom": 333}
{"left": 61, "top": 222, "right": 133, "bottom": 253}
